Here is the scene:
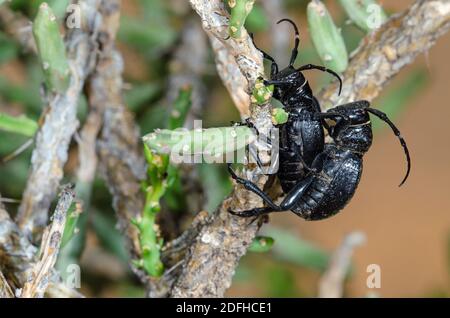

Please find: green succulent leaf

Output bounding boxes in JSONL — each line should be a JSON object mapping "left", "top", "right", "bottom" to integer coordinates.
{"left": 0, "top": 113, "right": 38, "bottom": 137}
{"left": 33, "top": 2, "right": 70, "bottom": 93}
{"left": 307, "top": 0, "right": 348, "bottom": 73}
{"left": 338, "top": 0, "right": 388, "bottom": 32}
{"left": 143, "top": 126, "right": 256, "bottom": 158}
{"left": 228, "top": 0, "right": 255, "bottom": 38}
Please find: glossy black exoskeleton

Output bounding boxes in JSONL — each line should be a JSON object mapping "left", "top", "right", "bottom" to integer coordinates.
{"left": 228, "top": 19, "right": 412, "bottom": 220}
{"left": 229, "top": 101, "right": 411, "bottom": 220}
{"left": 250, "top": 19, "right": 344, "bottom": 192}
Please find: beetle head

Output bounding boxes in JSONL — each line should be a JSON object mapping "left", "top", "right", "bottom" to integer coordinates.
{"left": 254, "top": 19, "right": 342, "bottom": 107}
{"left": 271, "top": 67, "right": 311, "bottom": 103}
{"left": 329, "top": 101, "right": 411, "bottom": 186}
{"left": 329, "top": 101, "right": 373, "bottom": 154}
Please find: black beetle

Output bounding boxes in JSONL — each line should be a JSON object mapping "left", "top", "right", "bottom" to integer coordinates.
{"left": 229, "top": 101, "right": 411, "bottom": 220}
{"left": 228, "top": 20, "right": 411, "bottom": 220}
{"left": 247, "top": 19, "right": 344, "bottom": 193}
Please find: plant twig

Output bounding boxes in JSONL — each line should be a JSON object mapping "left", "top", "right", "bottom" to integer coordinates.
{"left": 209, "top": 36, "right": 251, "bottom": 116}
{"left": 93, "top": 0, "right": 150, "bottom": 286}
{"left": 16, "top": 0, "right": 102, "bottom": 241}
{"left": 163, "top": 18, "right": 208, "bottom": 231}
{"left": 0, "top": 5, "right": 36, "bottom": 53}
{"left": 56, "top": 0, "right": 122, "bottom": 276}
{"left": 56, "top": 100, "right": 101, "bottom": 273}
{"left": 0, "top": 113, "right": 38, "bottom": 137}
{"left": 97, "top": 106, "right": 146, "bottom": 278}
{"left": 0, "top": 195, "right": 83, "bottom": 298}
{"left": 228, "top": 0, "right": 255, "bottom": 39}
{"left": 20, "top": 184, "right": 75, "bottom": 298}
{"left": 169, "top": 0, "right": 271, "bottom": 298}
{"left": 92, "top": 0, "right": 194, "bottom": 298}
{"left": 190, "top": 0, "right": 264, "bottom": 116}
{"left": 32, "top": 3, "right": 70, "bottom": 94}
{"left": 0, "top": 199, "right": 38, "bottom": 290}
{"left": 318, "top": 0, "right": 450, "bottom": 109}
{"left": 318, "top": 232, "right": 366, "bottom": 298}
{"left": 0, "top": 267, "right": 14, "bottom": 298}
{"left": 307, "top": 0, "right": 348, "bottom": 73}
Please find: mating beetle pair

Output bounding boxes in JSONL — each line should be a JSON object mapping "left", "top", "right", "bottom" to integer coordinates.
{"left": 228, "top": 19, "right": 411, "bottom": 220}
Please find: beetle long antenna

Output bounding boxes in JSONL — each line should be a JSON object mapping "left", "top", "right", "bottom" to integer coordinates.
{"left": 277, "top": 18, "right": 299, "bottom": 67}
{"left": 367, "top": 108, "right": 411, "bottom": 187}
{"left": 297, "top": 64, "right": 343, "bottom": 96}
{"left": 250, "top": 33, "right": 279, "bottom": 75}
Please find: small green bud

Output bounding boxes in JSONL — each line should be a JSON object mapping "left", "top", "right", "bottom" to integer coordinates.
{"left": 271, "top": 108, "right": 289, "bottom": 125}
{"left": 252, "top": 78, "right": 273, "bottom": 105}
{"left": 249, "top": 236, "right": 275, "bottom": 253}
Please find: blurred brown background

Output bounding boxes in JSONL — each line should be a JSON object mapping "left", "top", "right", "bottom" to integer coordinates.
{"left": 298, "top": 32, "right": 450, "bottom": 297}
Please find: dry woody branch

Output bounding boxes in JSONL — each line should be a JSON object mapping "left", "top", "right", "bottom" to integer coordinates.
{"left": 318, "top": 232, "right": 366, "bottom": 298}
{"left": 318, "top": 0, "right": 450, "bottom": 108}
{"left": 169, "top": 0, "right": 271, "bottom": 298}
{"left": 0, "top": 269, "right": 13, "bottom": 298}
{"left": 0, "top": 5, "right": 36, "bottom": 53}
{"left": 0, "top": 193, "right": 82, "bottom": 298}
{"left": 16, "top": 0, "right": 102, "bottom": 240}
{"left": 93, "top": 0, "right": 150, "bottom": 285}
{"left": 21, "top": 185, "right": 75, "bottom": 298}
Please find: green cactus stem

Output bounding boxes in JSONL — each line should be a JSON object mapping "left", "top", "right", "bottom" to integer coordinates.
{"left": 228, "top": 0, "right": 255, "bottom": 39}
{"left": 135, "top": 89, "right": 193, "bottom": 277}
{"left": 143, "top": 126, "right": 255, "bottom": 158}
{"left": 33, "top": 2, "right": 70, "bottom": 93}
{"left": 60, "top": 200, "right": 83, "bottom": 249}
{"left": 0, "top": 113, "right": 38, "bottom": 137}
{"left": 307, "top": 0, "right": 348, "bottom": 73}
{"left": 338, "top": 0, "right": 388, "bottom": 32}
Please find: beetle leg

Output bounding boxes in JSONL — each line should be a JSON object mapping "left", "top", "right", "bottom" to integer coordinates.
{"left": 231, "top": 119, "right": 278, "bottom": 174}
{"left": 310, "top": 96, "right": 333, "bottom": 133}
{"left": 311, "top": 97, "right": 322, "bottom": 112}
{"left": 228, "top": 207, "right": 275, "bottom": 218}
{"left": 297, "top": 156, "right": 316, "bottom": 174}
{"left": 314, "top": 112, "right": 350, "bottom": 137}
{"left": 263, "top": 79, "right": 293, "bottom": 86}
{"left": 231, "top": 119, "right": 271, "bottom": 147}
{"left": 227, "top": 164, "right": 280, "bottom": 210}
{"left": 248, "top": 144, "right": 264, "bottom": 171}
{"left": 264, "top": 174, "right": 277, "bottom": 190}
{"left": 278, "top": 175, "right": 314, "bottom": 210}
{"left": 315, "top": 112, "right": 349, "bottom": 122}
{"left": 229, "top": 175, "right": 315, "bottom": 217}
